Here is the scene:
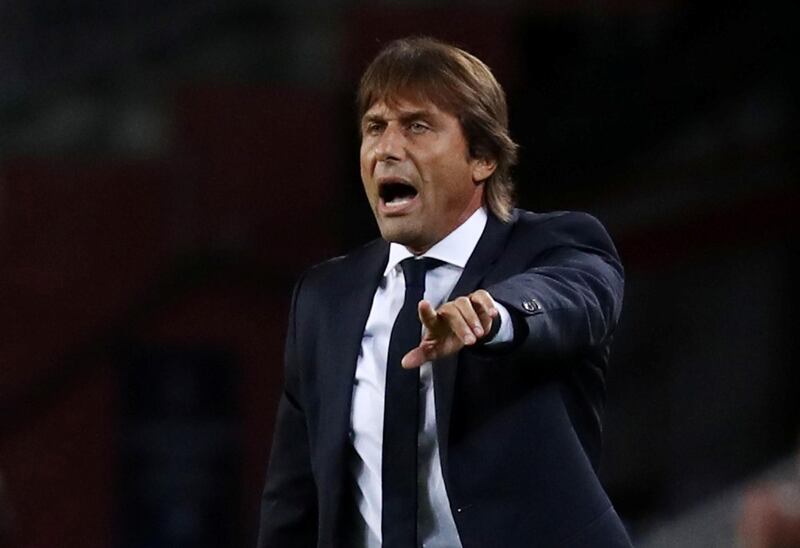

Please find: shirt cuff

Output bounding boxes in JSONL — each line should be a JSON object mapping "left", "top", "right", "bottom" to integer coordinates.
{"left": 484, "top": 298, "right": 515, "bottom": 346}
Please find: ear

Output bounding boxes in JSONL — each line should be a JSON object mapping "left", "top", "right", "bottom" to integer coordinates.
{"left": 471, "top": 156, "right": 497, "bottom": 184}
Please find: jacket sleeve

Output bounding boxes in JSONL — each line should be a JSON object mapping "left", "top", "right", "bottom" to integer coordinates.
{"left": 257, "top": 274, "right": 318, "bottom": 548}
{"left": 487, "top": 212, "right": 624, "bottom": 361}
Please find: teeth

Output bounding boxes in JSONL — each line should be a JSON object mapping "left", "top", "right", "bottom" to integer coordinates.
{"left": 385, "top": 196, "right": 412, "bottom": 207}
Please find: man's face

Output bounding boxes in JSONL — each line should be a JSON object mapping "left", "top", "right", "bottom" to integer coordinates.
{"left": 360, "top": 96, "right": 495, "bottom": 254}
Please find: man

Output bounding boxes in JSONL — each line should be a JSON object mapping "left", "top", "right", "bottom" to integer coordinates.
{"left": 258, "top": 37, "right": 632, "bottom": 547}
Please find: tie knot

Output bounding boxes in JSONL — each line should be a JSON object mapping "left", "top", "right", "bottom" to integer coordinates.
{"left": 400, "top": 257, "right": 440, "bottom": 289}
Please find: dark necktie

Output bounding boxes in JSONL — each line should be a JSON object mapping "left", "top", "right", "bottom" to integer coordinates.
{"left": 382, "top": 257, "right": 438, "bottom": 548}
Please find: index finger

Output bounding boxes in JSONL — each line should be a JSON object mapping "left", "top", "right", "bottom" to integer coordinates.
{"left": 418, "top": 300, "right": 439, "bottom": 329}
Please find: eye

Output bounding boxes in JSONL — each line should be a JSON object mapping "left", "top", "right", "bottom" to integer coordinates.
{"left": 409, "top": 121, "right": 430, "bottom": 134}
{"left": 364, "top": 121, "right": 385, "bottom": 135}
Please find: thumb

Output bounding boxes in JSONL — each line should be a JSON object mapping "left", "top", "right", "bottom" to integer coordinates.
{"left": 402, "top": 346, "right": 430, "bottom": 369}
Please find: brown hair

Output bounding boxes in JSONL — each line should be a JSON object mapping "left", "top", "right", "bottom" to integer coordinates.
{"left": 357, "top": 36, "right": 519, "bottom": 221}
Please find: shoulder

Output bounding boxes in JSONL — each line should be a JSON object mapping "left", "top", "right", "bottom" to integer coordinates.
{"left": 512, "top": 208, "right": 608, "bottom": 232}
{"left": 293, "top": 237, "right": 387, "bottom": 297}
{"left": 509, "top": 209, "right": 617, "bottom": 250}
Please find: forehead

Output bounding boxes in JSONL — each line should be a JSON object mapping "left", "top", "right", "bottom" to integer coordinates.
{"left": 362, "top": 94, "right": 452, "bottom": 120}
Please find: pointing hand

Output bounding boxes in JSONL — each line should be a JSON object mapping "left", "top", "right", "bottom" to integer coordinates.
{"left": 401, "top": 289, "right": 498, "bottom": 369}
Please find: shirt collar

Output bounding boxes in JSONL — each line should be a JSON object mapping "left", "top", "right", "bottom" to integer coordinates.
{"left": 383, "top": 207, "right": 488, "bottom": 276}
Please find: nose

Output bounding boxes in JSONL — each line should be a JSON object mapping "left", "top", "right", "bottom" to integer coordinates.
{"left": 374, "top": 125, "right": 405, "bottom": 162}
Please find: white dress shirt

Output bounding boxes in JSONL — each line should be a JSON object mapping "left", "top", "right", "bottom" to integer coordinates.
{"left": 347, "top": 207, "right": 514, "bottom": 547}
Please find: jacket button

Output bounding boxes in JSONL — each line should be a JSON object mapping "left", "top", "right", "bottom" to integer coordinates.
{"left": 521, "top": 298, "right": 541, "bottom": 313}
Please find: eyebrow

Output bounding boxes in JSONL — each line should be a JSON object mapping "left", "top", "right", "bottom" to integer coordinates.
{"left": 362, "top": 109, "right": 436, "bottom": 126}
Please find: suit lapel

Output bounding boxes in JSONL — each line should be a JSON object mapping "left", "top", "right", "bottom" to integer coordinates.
{"left": 316, "top": 239, "right": 388, "bottom": 539}
{"left": 322, "top": 239, "right": 388, "bottom": 446}
{"left": 433, "top": 212, "right": 515, "bottom": 474}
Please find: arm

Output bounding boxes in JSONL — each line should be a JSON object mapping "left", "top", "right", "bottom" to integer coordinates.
{"left": 488, "top": 211, "right": 624, "bottom": 360}
{"left": 257, "top": 275, "right": 318, "bottom": 548}
{"left": 402, "top": 212, "right": 623, "bottom": 368}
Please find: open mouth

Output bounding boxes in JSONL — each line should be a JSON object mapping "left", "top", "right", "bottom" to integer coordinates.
{"left": 379, "top": 180, "right": 418, "bottom": 209}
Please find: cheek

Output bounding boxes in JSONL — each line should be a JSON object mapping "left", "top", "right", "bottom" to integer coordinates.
{"left": 359, "top": 142, "right": 370, "bottom": 166}
{"left": 359, "top": 158, "right": 377, "bottom": 205}
{"left": 359, "top": 153, "right": 371, "bottom": 182}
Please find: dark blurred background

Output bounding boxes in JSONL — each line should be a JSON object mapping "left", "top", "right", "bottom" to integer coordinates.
{"left": 0, "top": 1, "right": 797, "bottom": 547}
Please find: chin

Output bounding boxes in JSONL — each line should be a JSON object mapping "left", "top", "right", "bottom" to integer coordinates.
{"left": 378, "top": 227, "right": 411, "bottom": 245}
{"left": 377, "top": 222, "right": 419, "bottom": 247}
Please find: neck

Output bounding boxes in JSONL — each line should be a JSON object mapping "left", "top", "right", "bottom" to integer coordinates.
{"left": 406, "top": 195, "right": 484, "bottom": 256}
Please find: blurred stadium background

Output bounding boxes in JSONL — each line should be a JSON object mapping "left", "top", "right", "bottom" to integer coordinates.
{"left": 0, "top": 1, "right": 797, "bottom": 546}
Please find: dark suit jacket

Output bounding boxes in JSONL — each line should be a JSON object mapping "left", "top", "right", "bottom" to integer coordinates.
{"left": 258, "top": 209, "right": 633, "bottom": 547}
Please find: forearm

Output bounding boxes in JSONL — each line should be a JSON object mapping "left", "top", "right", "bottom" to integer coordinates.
{"left": 487, "top": 218, "right": 624, "bottom": 360}
{"left": 257, "top": 276, "right": 318, "bottom": 547}
{"left": 257, "top": 391, "right": 318, "bottom": 548}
